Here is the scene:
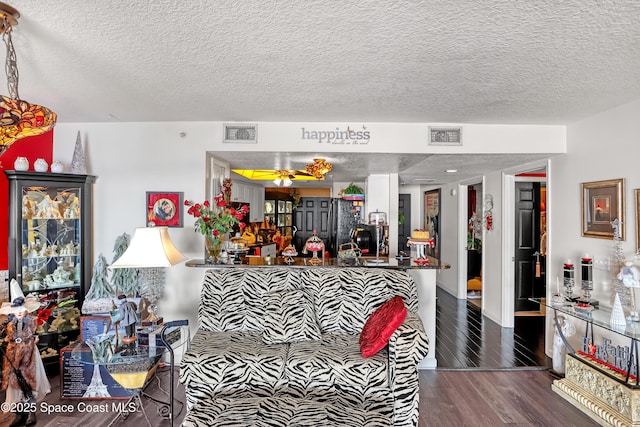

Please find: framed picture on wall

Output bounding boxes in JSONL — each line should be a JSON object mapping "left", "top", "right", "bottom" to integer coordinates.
{"left": 146, "top": 191, "right": 183, "bottom": 227}
{"left": 424, "top": 189, "right": 441, "bottom": 259}
{"left": 581, "top": 178, "right": 624, "bottom": 239}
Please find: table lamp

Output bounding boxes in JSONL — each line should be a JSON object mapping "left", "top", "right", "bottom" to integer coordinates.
{"left": 110, "top": 226, "right": 186, "bottom": 323}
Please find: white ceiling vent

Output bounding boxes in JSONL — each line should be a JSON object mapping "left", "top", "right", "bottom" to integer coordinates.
{"left": 428, "top": 127, "right": 462, "bottom": 146}
{"left": 223, "top": 123, "right": 258, "bottom": 144}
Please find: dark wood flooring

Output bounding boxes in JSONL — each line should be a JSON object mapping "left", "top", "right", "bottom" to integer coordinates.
{"left": 0, "top": 290, "right": 596, "bottom": 426}
{"left": 436, "top": 287, "right": 548, "bottom": 369}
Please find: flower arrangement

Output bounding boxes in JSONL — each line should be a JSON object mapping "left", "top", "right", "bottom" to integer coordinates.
{"left": 185, "top": 179, "right": 249, "bottom": 248}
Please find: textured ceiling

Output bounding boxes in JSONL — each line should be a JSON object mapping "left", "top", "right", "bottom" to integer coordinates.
{"left": 8, "top": 0, "right": 640, "bottom": 125}
{"left": 4, "top": 1, "right": 638, "bottom": 184}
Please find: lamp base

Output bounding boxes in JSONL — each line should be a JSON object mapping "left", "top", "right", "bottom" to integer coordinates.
{"left": 141, "top": 314, "right": 163, "bottom": 327}
{"left": 141, "top": 303, "right": 163, "bottom": 326}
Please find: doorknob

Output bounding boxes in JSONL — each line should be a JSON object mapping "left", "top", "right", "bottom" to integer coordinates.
{"left": 533, "top": 251, "right": 541, "bottom": 277}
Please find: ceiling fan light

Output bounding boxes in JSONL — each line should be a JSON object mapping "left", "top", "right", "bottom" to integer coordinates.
{"left": 305, "top": 158, "right": 333, "bottom": 179}
{"left": 284, "top": 178, "right": 292, "bottom": 187}
{"left": 274, "top": 177, "right": 282, "bottom": 185}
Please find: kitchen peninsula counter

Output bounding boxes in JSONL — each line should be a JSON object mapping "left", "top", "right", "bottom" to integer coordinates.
{"left": 185, "top": 256, "right": 449, "bottom": 269}
{"left": 186, "top": 256, "right": 446, "bottom": 369}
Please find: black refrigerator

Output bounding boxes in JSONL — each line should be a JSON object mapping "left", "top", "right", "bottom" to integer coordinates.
{"left": 327, "top": 198, "right": 361, "bottom": 256}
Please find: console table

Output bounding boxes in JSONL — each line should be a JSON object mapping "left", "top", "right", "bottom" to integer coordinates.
{"left": 535, "top": 298, "right": 640, "bottom": 426}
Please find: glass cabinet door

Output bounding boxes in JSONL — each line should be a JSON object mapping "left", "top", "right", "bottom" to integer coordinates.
{"left": 264, "top": 200, "right": 275, "bottom": 226}
{"left": 21, "top": 187, "right": 83, "bottom": 293}
{"left": 7, "top": 171, "right": 95, "bottom": 366}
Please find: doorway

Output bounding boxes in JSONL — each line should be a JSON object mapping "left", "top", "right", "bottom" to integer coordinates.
{"left": 398, "top": 194, "right": 411, "bottom": 254}
{"left": 293, "top": 197, "right": 331, "bottom": 254}
{"left": 466, "top": 183, "right": 483, "bottom": 309}
{"left": 514, "top": 176, "right": 547, "bottom": 315}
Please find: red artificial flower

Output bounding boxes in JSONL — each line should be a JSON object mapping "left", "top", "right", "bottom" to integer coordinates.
{"left": 37, "top": 309, "right": 52, "bottom": 327}
{"left": 203, "top": 200, "right": 210, "bottom": 207}
{"left": 235, "top": 212, "right": 244, "bottom": 220}
{"left": 184, "top": 200, "right": 192, "bottom": 206}
{"left": 213, "top": 229, "right": 219, "bottom": 237}
{"left": 239, "top": 222, "right": 246, "bottom": 230}
{"left": 230, "top": 208, "right": 237, "bottom": 216}
{"left": 242, "top": 205, "right": 249, "bottom": 214}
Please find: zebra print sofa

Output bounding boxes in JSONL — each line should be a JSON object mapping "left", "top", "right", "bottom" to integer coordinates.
{"left": 179, "top": 267, "right": 429, "bottom": 427}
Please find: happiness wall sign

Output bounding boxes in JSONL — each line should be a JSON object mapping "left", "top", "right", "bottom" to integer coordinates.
{"left": 301, "top": 126, "right": 371, "bottom": 145}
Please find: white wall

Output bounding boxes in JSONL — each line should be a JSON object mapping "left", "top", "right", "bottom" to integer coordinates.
{"left": 434, "top": 183, "right": 461, "bottom": 297}
{"left": 50, "top": 120, "right": 567, "bottom": 333}
{"left": 53, "top": 122, "right": 217, "bottom": 329}
{"left": 547, "top": 98, "right": 640, "bottom": 355}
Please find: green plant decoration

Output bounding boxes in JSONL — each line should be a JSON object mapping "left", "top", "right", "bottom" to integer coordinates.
{"left": 289, "top": 188, "right": 301, "bottom": 208}
{"left": 344, "top": 183, "right": 363, "bottom": 194}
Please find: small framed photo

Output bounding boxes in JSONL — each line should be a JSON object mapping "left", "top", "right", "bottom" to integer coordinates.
{"left": 581, "top": 179, "right": 624, "bottom": 239}
{"left": 146, "top": 192, "right": 183, "bottom": 227}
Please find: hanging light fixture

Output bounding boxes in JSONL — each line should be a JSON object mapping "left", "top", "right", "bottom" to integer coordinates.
{"left": 273, "top": 170, "right": 293, "bottom": 187}
{"left": 0, "top": 2, "right": 57, "bottom": 154}
{"left": 1, "top": 2, "right": 19, "bottom": 98}
{"left": 305, "top": 158, "right": 333, "bottom": 179}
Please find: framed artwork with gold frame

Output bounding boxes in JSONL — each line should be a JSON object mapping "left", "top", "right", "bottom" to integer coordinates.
{"left": 581, "top": 178, "right": 624, "bottom": 239}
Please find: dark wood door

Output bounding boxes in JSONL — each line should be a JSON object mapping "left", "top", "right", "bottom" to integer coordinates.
{"left": 293, "top": 197, "right": 331, "bottom": 254}
{"left": 514, "top": 182, "right": 544, "bottom": 311}
{"left": 398, "top": 194, "right": 411, "bottom": 254}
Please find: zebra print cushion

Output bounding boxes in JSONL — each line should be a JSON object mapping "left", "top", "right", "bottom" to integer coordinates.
{"left": 262, "top": 288, "right": 321, "bottom": 344}
{"left": 198, "top": 268, "right": 303, "bottom": 332}
{"left": 286, "top": 333, "right": 389, "bottom": 392}
{"left": 388, "top": 313, "right": 429, "bottom": 427}
{"left": 308, "top": 268, "right": 418, "bottom": 333}
{"left": 182, "top": 396, "right": 392, "bottom": 427}
{"left": 180, "top": 330, "right": 288, "bottom": 387}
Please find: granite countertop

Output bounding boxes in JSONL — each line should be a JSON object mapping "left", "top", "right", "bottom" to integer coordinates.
{"left": 186, "top": 256, "right": 450, "bottom": 270}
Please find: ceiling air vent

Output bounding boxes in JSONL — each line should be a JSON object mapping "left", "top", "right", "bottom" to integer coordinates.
{"left": 223, "top": 123, "right": 258, "bottom": 144}
{"left": 428, "top": 127, "right": 462, "bottom": 146}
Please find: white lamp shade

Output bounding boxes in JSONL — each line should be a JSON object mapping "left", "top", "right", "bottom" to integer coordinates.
{"left": 110, "top": 226, "right": 186, "bottom": 268}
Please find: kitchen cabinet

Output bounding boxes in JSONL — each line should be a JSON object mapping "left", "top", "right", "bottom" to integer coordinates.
{"left": 6, "top": 171, "right": 96, "bottom": 366}
{"left": 265, "top": 199, "right": 293, "bottom": 236}
{"left": 249, "top": 186, "right": 265, "bottom": 223}
{"left": 230, "top": 182, "right": 248, "bottom": 203}
{"left": 232, "top": 182, "right": 265, "bottom": 223}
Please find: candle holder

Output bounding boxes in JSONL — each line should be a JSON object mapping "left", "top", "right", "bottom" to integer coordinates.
{"left": 579, "top": 256, "right": 599, "bottom": 308}
{"left": 563, "top": 260, "right": 576, "bottom": 302}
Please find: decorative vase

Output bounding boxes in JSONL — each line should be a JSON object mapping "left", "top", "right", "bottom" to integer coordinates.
{"left": 34, "top": 158, "right": 49, "bottom": 172}
{"left": 14, "top": 157, "right": 29, "bottom": 171}
{"left": 51, "top": 161, "right": 64, "bottom": 173}
{"left": 206, "top": 235, "right": 224, "bottom": 264}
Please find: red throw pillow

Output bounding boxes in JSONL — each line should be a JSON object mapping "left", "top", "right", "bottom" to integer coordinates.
{"left": 359, "top": 296, "right": 407, "bottom": 358}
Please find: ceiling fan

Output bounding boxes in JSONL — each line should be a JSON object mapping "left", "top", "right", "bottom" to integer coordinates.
{"left": 233, "top": 158, "right": 333, "bottom": 184}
